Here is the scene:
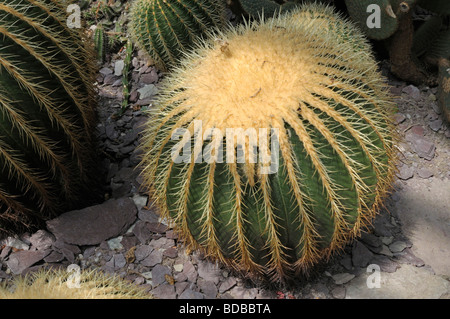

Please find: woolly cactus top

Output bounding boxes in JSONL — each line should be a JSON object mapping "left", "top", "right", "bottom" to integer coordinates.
{"left": 141, "top": 4, "right": 397, "bottom": 281}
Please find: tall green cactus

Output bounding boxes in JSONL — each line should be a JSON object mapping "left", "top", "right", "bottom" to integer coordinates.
{"left": 140, "top": 4, "right": 397, "bottom": 281}
{"left": 0, "top": 0, "right": 98, "bottom": 235}
{"left": 438, "top": 58, "right": 450, "bottom": 123}
{"left": 128, "top": 0, "right": 226, "bottom": 71}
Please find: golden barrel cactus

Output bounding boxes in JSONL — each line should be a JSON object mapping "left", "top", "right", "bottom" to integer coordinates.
{"left": 0, "top": 0, "right": 98, "bottom": 235}
{"left": 140, "top": 4, "right": 397, "bottom": 281}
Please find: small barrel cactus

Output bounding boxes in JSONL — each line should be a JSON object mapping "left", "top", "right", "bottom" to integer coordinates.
{"left": 140, "top": 4, "right": 397, "bottom": 281}
{"left": 0, "top": 267, "right": 152, "bottom": 299}
{"left": 0, "top": 0, "right": 98, "bottom": 235}
{"left": 128, "top": 0, "right": 226, "bottom": 71}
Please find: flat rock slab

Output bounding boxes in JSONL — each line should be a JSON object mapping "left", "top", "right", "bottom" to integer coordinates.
{"left": 6, "top": 250, "right": 51, "bottom": 274}
{"left": 394, "top": 179, "right": 450, "bottom": 277}
{"left": 46, "top": 198, "right": 137, "bottom": 246}
{"left": 346, "top": 264, "right": 450, "bottom": 299}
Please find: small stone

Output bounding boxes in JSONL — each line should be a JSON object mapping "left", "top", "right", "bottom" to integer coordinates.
{"left": 5, "top": 237, "right": 29, "bottom": 251}
{"left": 114, "top": 60, "right": 124, "bottom": 76}
{"left": 198, "top": 279, "right": 218, "bottom": 299}
{"left": 380, "top": 236, "right": 394, "bottom": 245}
{"left": 43, "top": 251, "right": 64, "bottom": 263}
{"left": 140, "top": 70, "right": 158, "bottom": 84}
{"left": 360, "top": 232, "right": 381, "bottom": 248}
{"left": 378, "top": 245, "right": 394, "bottom": 257}
{"left": 173, "top": 264, "right": 184, "bottom": 273}
{"left": 371, "top": 255, "right": 399, "bottom": 273}
{"left": 402, "top": 85, "right": 421, "bottom": 99}
{"left": 29, "top": 230, "right": 55, "bottom": 251}
{"left": 339, "top": 255, "right": 353, "bottom": 270}
{"left": 389, "top": 241, "right": 408, "bottom": 253}
{"left": 219, "top": 277, "right": 237, "bottom": 293}
{"left": 429, "top": 119, "right": 442, "bottom": 132}
{"left": 150, "top": 237, "right": 174, "bottom": 250}
{"left": 151, "top": 284, "right": 176, "bottom": 299}
{"left": 152, "top": 264, "right": 172, "bottom": 286}
{"left": 166, "top": 230, "right": 178, "bottom": 240}
{"left": 107, "top": 236, "right": 123, "bottom": 251}
{"left": 147, "top": 222, "right": 168, "bottom": 234}
{"left": 392, "top": 113, "right": 406, "bottom": 125}
{"left": 352, "top": 241, "right": 374, "bottom": 268}
{"left": 137, "top": 84, "right": 158, "bottom": 100}
{"left": 182, "top": 261, "right": 197, "bottom": 283}
{"left": 411, "top": 137, "right": 436, "bottom": 160}
{"left": 141, "top": 250, "right": 163, "bottom": 267}
{"left": 135, "top": 245, "right": 153, "bottom": 262}
{"left": 113, "top": 253, "right": 127, "bottom": 269}
{"left": 416, "top": 167, "right": 434, "bottom": 179}
{"left": 99, "top": 67, "right": 113, "bottom": 76}
{"left": 332, "top": 273, "right": 355, "bottom": 285}
{"left": 179, "top": 288, "right": 204, "bottom": 299}
{"left": 132, "top": 194, "right": 148, "bottom": 210}
{"left": 163, "top": 247, "right": 178, "bottom": 258}
{"left": 397, "top": 165, "right": 414, "bottom": 180}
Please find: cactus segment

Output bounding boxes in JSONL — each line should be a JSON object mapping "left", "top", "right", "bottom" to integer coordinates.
{"left": 0, "top": 0, "right": 98, "bottom": 235}
{"left": 128, "top": 0, "right": 226, "bottom": 71}
{"left": 140, "top": 4, "right": 397, "bottom": 281}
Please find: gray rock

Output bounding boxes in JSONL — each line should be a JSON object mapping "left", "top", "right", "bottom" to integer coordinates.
{"left": 6, "top": 250, "right": 51, "bottom": 274}
{"left": 132, "top": 221, "right": 153, "bottom": 244}
{"left": 107, "top": 236, "right": 123, "bottom": 251}
{"left": 352, "top": 241, "right": 374, "bottom": 268}
{"left": 137, "top": 84, "right": 158, "bottom": 100}
{"left": 141, "top": 249, "right": 163, "bottom": 267}
{"left": 370, "top": 255, "right": 399, "bottom": 273}
{"left": 182, "top": 261, "right": 198, "bottom": 283}
{"left": 29, "top": 230, "right": 55, "bottom": 250}
{"left": 175, "top": 281, "right": 190, "bottom": 296}
{"left": 198, "top": 279, "right": 218, "bottom": 299}
{"left": 429, "top": 119, "right": 442, "bottom": 132}
{"left": 151, "top": 283, "right": 176, "bottom": 299}
{"left": 163, "top": 247, "right": 178, "bottom": 258}
{"left": 416, "top": 167, "right": 434, "bottom": 179}
{"left": 360, "top": 232, "right": 382, "bottom": 248}
{"left": 377, "top": 245, "right": 394, "bottom": 257}
{"left": 332, "top": 273, "right": 355, "bottom": 285}
{"left": 402, "top": 85, "right": 421, "bottom": 99}
{"left": 43, "top": 251, "right": 64, "bottom": 263}
{"left": 392, "top": 113, "right": 406, "bottom": 125}
{"left": 197, "top": 261, "right": 221, "bottom": 284}
{"left": 5, "top": 237, "right": 29, "bottom": 251}
{"left": 149, "top": 237, "right": 174, "bottom": 250}
{"left": 113, "top": 253, "right": 127, "bottom": 269}
{"left": 179, "top": 288, "right": 204, "bottom": 299}
{"left": 397, "top": 165, "right": 414, "bottom": 180}
{"left": 114, "top": 60, "right": 124, "bottom": 76}
{"left": 99, "top": 67, "right": 113, "bottom": 76}
{"left": 411, "top": 137, "right": 436, "bottom": 160}
{"left": 389, "top": 241, "right": 408, "bottom": 253}
{"left": 135, "top": 245, "right": 153, "bottom": 262}
{"left": 46, "top": 198, "right": 137, "bottom": 246}
{"left": 219, "top": 277, "right": 237, "bottom": 293}
{"left": 152, "top": 264, "right": 172, "bottom": 286}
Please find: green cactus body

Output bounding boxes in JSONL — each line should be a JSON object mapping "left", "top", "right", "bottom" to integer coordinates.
{"left": 128, "top": 0, "right": 226, "bottom": 71}
{"left": 140, "top": 4, "right": 397, "bottom": 281}
{"left": 344, "top": 0, "right": 416, "bottom": 40}
{"left": 0, "top": 0, "right": 98, "bottom": 234}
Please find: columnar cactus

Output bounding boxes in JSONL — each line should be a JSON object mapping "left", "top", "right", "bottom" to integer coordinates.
{"left": 0, "top": 0, "right": 98, "bottom": 235}
{"left": 140, "top": 4, "right": 397, "bottom": 281}
{"left": 128, "top": 0, "right": 226, "bottom": 71}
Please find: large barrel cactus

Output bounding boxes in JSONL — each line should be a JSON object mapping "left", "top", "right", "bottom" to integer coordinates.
{"left": 140, "top": 4, "right": 397, "bottom": 281}
{"left": 0, "top": 0, "right": 98, "bottom": 235}
{"left": 128, "top": 0, "right": 226, "bottom": 71}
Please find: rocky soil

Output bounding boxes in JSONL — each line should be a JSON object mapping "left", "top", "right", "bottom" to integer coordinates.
{"left": 0, "top": 3, "right": 449, "bottom": 299}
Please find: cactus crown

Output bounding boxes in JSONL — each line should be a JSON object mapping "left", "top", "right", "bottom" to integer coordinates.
{"left": 140, "top": 4, "right": 397, "bottom": 281}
